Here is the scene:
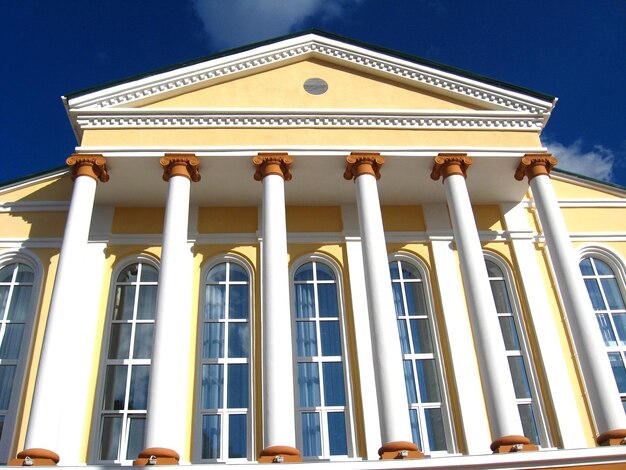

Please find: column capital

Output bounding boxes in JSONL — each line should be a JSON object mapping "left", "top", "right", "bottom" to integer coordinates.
{"left": 66, "top": 154, "right": 109, "bottom": 182}
{"left": 343, "top": 152, "right": 384, "bottom": 181}
{"left": 514, "top": 153, "right": 558, "bottom": 182}
{"left": 430, "top": 153, "right": 472, "bottom": 181}
{"left": 160, "top": 154, "right": 201, "bottom": 182}
{"left": 253, "top": 153, "right": 293, "bottom": 181}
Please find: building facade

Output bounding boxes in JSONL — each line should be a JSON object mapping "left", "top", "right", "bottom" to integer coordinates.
{"left": 0, "top": 32, "right": 625, "bottom": 468}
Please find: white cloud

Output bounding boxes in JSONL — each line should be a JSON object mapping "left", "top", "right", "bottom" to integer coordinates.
{"left": 191, "top": 0, "right": 363, "bottom": 50}
{"left": 545, "top": 140, "right": 615, "bottom": 182}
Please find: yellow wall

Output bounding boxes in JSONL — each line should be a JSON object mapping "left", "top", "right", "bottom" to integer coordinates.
{"left": 198, "top": 207, "right": 258, "bottom": 233}
{"left": 551, "top": 178, "right": 623, "bottom": 199}
{"left": 286, "top": 206, "right": 342, "bottom": 232}
{"left": 0, "top": 212, "right": 67, "bottom": 238}
{"left": 561, "top": 208, "right": 626, "bottom": 233}
{"left": 474, "top": 205, "right": 504, "bottom": 231}
{"left": 0, "top": 175, "right": 72, "bottom": 202}
{"left": 381, "top": 206, "right": 425, "bottom": 231}
{"left": 112, "top": 207, "right": 165, "bottom": 234}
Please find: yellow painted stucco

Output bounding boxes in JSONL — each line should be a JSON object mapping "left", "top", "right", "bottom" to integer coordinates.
{"left": 551, "top": 178, "right": 624, "bottom": 200}
{"left": 0, "top": 175, "right": 72, "bottom": 202}
{"left": 561, "top": 208, "right": 626, "bottom": 233}
{"left": 381, "top": 206, "right": 426, "bottom": 232}
{"left": 198, "top": 207, "right": 258, "bottom": 233}
{"left": 141, "top": 59, "right": 483, "bottom": 111}
{"left": 286, "top": 206, "right": 342, "bottom": 232}
{"left": 473, "top": 205, "right": 504, "bottom": 231}
{"left": 112, "top": 207, "right": 165, "bottom": 234}
{"left": 81, "top": 128, "right": 542, "bottom": 149}
{"left": 0, "top": 212, "right": 67, "bottom": 238}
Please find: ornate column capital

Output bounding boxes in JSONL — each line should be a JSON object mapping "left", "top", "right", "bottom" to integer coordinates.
{"left": 160, "top": 154, "right": 201, "bottom": 182}
{"left": 252, "top": 153, "right": 293, "bottom": 181}
{"left": 343, "top": 152, "right": 384, "bottom": 181}
{"left": 514, "top": 153, "right": 558, "bottom": 182}
{"left": 66, "top": 154, "right": 109, "bottom": 182}
{"left": 430, "top": 153, "right": 473, "bottom": 181}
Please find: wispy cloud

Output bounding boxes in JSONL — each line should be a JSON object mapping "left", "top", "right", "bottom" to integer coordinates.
{"left": 545, "top": 139, "right": 615, "bottom": 182}
{"left": 190, "top": 0, "right": 364, "bottom": 50}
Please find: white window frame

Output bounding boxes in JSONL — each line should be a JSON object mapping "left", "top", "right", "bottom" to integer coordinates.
{"left": 193, "top": 254, "right": 255, "bottom": 463}
{"left": 90, "top": 255, "right": 159, "bottom": 465}
{"left": 388, "top": 252, "right": 456, "bottom": 456}
{"left": 483, "top": 251, "right": 551, "bottom": 447}
{"left": 0, "top": 251, "right": 42, "bottom": 464}
{"left": 290, "top": 253, "right": 357, "bottom": 461}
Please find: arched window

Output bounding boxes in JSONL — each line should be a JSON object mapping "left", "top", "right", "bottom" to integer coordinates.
{"left": 293, "top": 260, "right": 352, "bottom": 458}
{"left": 197, "top": 260, "right": 251, "bottom": 461}
{"left": 579, "top": 254, "right": 626, "bottom": 412}
{"left": 0, "top": 258, "right": 39, "bottom": 462}
{"left": 485, "top": 254, "right": 547, "bottom": 445}
{"left": 95, "top": 261, "right": 158, "bottom": 463}
{"left": 389, "top": 257, "right": 451, "bottom": 454}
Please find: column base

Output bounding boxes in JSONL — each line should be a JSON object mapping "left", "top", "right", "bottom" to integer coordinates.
{"left": 491, "top": 435, "right": 538, "bottom": 453}
{"left": 258, "top": 446, "right": 302, "bottom": 463}
{"left": 133, "top": 447, "right": 180, "bottom": 466}
{"left": 8, "top": 448, "right": 60, "bottom": 466}
{"left": 597, "top": 429, "right": 626, "bottom": 446}
{"left": 378, "top": 441, "right": 424, "bottom": 460}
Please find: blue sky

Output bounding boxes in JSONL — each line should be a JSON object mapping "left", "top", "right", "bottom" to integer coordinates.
{"left": 1, "top": 1, "right": 625, "bottom": 186}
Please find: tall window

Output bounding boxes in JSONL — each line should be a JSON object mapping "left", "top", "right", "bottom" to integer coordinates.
{"left": 198, "top": 261, "right": 251, "bottom": 461}
{"left": 485, "top": 255, "right": 545, "bottom": 445}
{"left": 579, "top": 255, "right": 626, "bottom": 412}
{"left": 96, "top": 262, "right": 158, "bottom": 463}
{"left": 0, "top": 260, "right": 37, "bottom": 462}
{"left": 293, "top": 261, "right": 351, "bottom": 458}
{"left": 390, "top": 258, "right": 449, "bottom": 453}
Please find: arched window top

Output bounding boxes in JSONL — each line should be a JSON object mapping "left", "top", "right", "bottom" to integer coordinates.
{"left": 295, "top": 260, "right": 337, "bottom": 282}
{"left": 0, "top": 264, "right": 34, "bottom": 284}
{"left": 117, "top": 263, "right": 159, "bottom": 284}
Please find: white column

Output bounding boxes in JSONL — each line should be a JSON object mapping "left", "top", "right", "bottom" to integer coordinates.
{"left": 253, "top": 154, "right": 299, "bottom": 461}
{"left": 25, "top": 155, "right": 108, "bottom": 464}
{"left": 432, "top": 155, "right": 525, "bottom": 447}
{"left": 143, "top": 156, "right": 199, "bottom": 462}
{"left": 344, "top": 154, "right": 415, "bottom": 456}
{"left": 516, "top": 155, "right": 626, "bottom": 439}
{"left": 502, "top": 201, "right": 587, "bottom": 448}
{"left": 423, "top": 204, "right": 492, "bottom": 455}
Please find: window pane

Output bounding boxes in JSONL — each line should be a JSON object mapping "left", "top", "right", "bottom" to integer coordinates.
{"left": 318, "top": 284, "right": 338, "bottom": 318}
{"left": 508, "top": 356, "right": 532, "bottom": 399}
{"left": 103, "top": 365, "right": 127, "bottom": 410}
{"left": 203, "top": 323, "right": 224, "bottom": 359}
{"left": 201, "top": 414, "right": 221, "bottom": 459}
{"left": 295, "top": 285, "right": 315, "bottom": 318}
{"left": 405, "top": 283, "right": 426, "bottom": 316}
{"left": 128, "top": 365, "right": 150, "bottom": 410}
{"left": 298, "top": 363, "right": 320, "bottom": 407}
{"left": 579, "top": 258, "right": 594, "bottom": 275}
{"left": 207, "top": 264, "right": 226, "bottom": 282}
{"left": 398, "top": 320, "right": 410, "bottom": 354}
{"left": 389, "top": 262, "right": 400, "bottom": 280}
{"left": 409, "top": 409, "right": 421, "bottom": 450}
{"left": 614, "top": 314, "right": 626, "bottom": 346}
{"left": 126, "top": 416, "right": 146, "bottom": 460}
{"left": 108, "top": 324, "right": 131, "bottom": 359}
{"left": 0, "top": 415, "right": 4, "bottom": 441}
{"left": 0, "top": 366, "right": 15, "bottom": 410}
{"left": 0, "top": 324, "right": 24, "bottom": 360}
{"left": 328, "top": 412, "right": 348, "bottom": 455}
{"left": 301, "top": 412, "right": 321, "bottom": 457}
{"left": 491, "top": 280, "right": 512, "bottom": 313}
{"left": 113, "top": 286, "right": 135, "bottom": 320}
{"left": 602, "top": 278, "right": 626, "bottom": 310}
{"left": 594, "top": 259, "right": 614, "bottom": 276}
{"left": 133, "top": 324, "right": 154, "bottom": 359}
{"left": 137, "top": 286, "right": 157, "bottom": 320}
{"left": 323, "top": 362, "right": 346, "bottom": 406}
{"left": 228, "top": 323, "right": 249, "bottom": 358}
{"left": 518, "top": 403, "right": 539, "bottom": 445}
{"left": 229, "top": 285, "right": 249, "bottom": 320}
{"left": 402, "top": 263, "right": 421, "bottom": 280}
{"left": 229, "top": 264, "right": 248, "bottom": 282}
{"left": 499, "top": 316, "right": 521, "bottom": 351}
{"left": 295, "top": 264, "right": 314, "bottom": 281}
{"left": 403, "top": 360, "right": 417, "bottom": 404}
{"left": 410, "top": 319, "right": 433, "bottom": 354}
{"left": 585, "top": 279, "right": 606, "bottom": 311}
{"left": 296, "top": 321, "right": 317, "bottom": 357}
{"left": 0, "top": 266, "right": 14, "bottom": 283}
{"left": 416, "top": 359, "right": 441, "bottom": 403}
{"left": 140, "top": 265, "right": 158, "bottom": 282}
{"left": 7, "top": 286, "right": 32, "bottom": 321}
{"left": 202, "top": 364, "right": 224, "bottom": 409}
{"left": 486, "top": 260, "right": 503, "bottom": 278}
{"left": 227, "top": 364, "right": 248, "bottom": 408}
{"left": 205, "top": 285, "right": 225, "bottom": 320}
{"left": 316, "top": 264, "right": 335, "bottom": 281}
{"left": 597, "top": 314, "right": 617, "bottom": 346}
{"left": 425, "top": 408, "right": 447, "bottom": 451}
{"left": 100, "top": 416, "right": 122, "bottom": 461}
{"left": 228, "top": 414, "right": 247, "bottom": 458}
{"left": 392, "top": 284, "right": 404, "bottom": 317}
{"left": 0, "top": 287, "right": 9, "bottom": 316}
{"left": 320, "top": 321, "right": 341, "bottom": 356}
{"left": 609, "top": 352, "right": 626, "bottom": 393}
{"left": 118, "top": 266, "right": 138, "bottom": 283}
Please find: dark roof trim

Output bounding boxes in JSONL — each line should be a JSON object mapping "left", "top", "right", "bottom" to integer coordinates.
{"left": 552, "top": 167, "right": 626, "bottom": 193}
{"left": 64, "top": 29, "right": 555, "bottom": 103}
